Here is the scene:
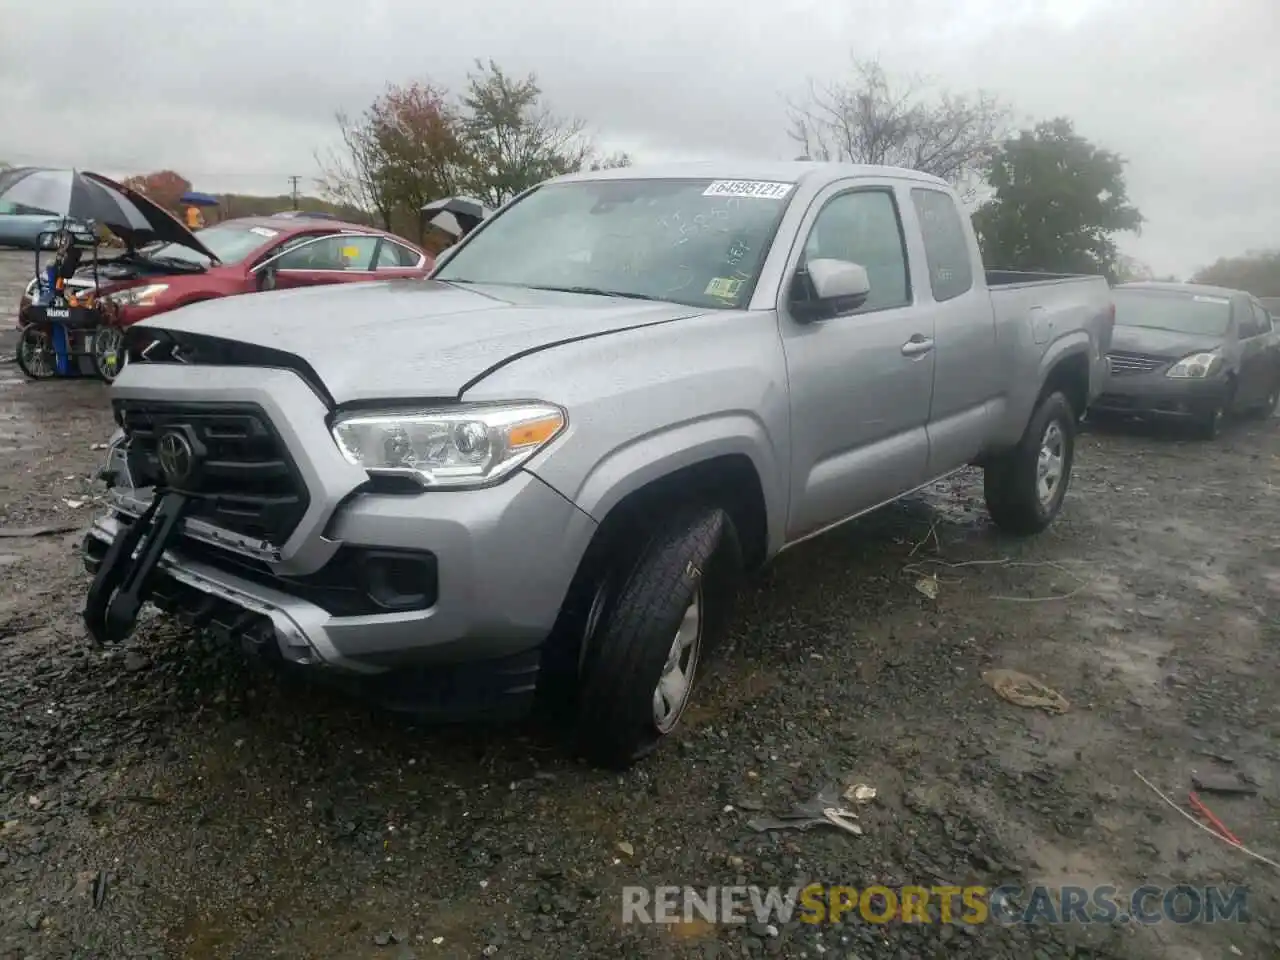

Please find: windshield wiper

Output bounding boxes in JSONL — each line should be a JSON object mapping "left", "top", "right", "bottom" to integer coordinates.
{"left": 527, "top": 284, "right": 662, "bottom": 301}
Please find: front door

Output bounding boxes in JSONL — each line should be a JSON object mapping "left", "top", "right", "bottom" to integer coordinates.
{"left": 1237, "top": 299, "right": 1277, "bottom": 406}
{"left": 778, "top": 182, "right": 936, "bottom": 540}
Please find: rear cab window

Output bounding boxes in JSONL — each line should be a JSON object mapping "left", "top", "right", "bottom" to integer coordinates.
{"left": 910, "top": 188, "right": 974, "bottom": 302}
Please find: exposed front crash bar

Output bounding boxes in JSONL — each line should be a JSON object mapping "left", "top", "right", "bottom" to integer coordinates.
{"left": 82, "top": 513, "right": 383, "bottom": 674}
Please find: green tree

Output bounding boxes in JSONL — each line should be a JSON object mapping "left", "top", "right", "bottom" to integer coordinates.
{"left": 457, "top": 59, "right": 591, "bottom": 207}
{"left": 1192, "top": 250, "right": 1280, "bottom": 297}
{"left": 973, "top": 118, "right": 1143, "bottom": 281}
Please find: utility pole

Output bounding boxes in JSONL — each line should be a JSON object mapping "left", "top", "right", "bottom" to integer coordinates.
{"left": 288, "top": 175, "right": 301, "bottom": 210}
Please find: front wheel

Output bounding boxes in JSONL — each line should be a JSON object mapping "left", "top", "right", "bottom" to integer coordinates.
{"left": 574, "top": 506, "right": 742, "bottom": 769}
{"left": 16, "top": 325, "right": 57, "bottom": 380}
{"left": 1246, "top": 381, "right": 1278, "bottom": 420}
{"left": 984, "top": 391, "right": 1076, "bottom": 536}
{"left": 92, "top": 325, "right": 127, "bottom": 382}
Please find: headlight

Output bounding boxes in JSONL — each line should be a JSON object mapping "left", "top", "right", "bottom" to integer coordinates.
{"left": 104, "top": 283, "right": 169, "bottom": 307}
{"left": 331, "top": 403, "right": 566, "bottom": 488}
{"left": 1166, "top": 351, "right": 1222, "bottom": 379}
{"left": 23, "top": 278, "right": 37, "bottom": 300}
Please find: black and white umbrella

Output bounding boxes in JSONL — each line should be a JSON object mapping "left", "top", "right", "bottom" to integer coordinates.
{"left": 421, "top": 196, "right": 491, "bottom": 237}
{"left": 0, "top": 167, "right": 218, "bottom": 259}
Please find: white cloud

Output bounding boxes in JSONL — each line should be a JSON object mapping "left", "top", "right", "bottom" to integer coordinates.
{"left": 0, "top": 0, "right": 1275, "bottom": 276}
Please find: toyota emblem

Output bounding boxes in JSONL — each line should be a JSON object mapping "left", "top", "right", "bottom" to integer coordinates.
{"left": 157, "top": 430, "right": 195, "bottom": 486}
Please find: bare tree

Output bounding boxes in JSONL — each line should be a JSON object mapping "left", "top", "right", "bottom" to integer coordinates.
{"left": 787, "top": 58, "right": 1008, "bottom": 189}
{"left": 315, "top": 109, "right": 392, "bottom": 229}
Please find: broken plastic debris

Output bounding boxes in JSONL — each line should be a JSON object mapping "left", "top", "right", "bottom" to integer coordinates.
{"left": 747, "top": 785, "right": 863, "bottom": 837}
{"left": 616, "top": 841, "right": 634, "bottom": 858}
{"left": 982, "top": 668, "right": 1069, "bottom": 714}
{"left": 915, "top": 575, "right": 939, "bottom": 600}
{"left": 63, "top": 499, "right": 86, "bottom": 509}
{"left": 842, "top": 784, "right": 877, "bottom": 804}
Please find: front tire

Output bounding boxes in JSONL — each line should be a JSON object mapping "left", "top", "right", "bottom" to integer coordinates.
{"left": 1246, "top": 381, "right": 1278, "bottom": 420}
{"left": 92, "top": 325, "right": 127, "bottom": 383}
{"left": 984, "top": 391, "right": 1076, "bottom": 536}
{"left": 574, "top": 506, "right": 741, "bottom": 769}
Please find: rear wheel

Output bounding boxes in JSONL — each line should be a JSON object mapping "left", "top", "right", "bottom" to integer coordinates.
{"left": 16, "top": 325, "right": 57, "bottom": 380}
{"left": 984, "top": 391, "right": 1076, "bottom": 536}
{"left": 574, "top": 506, "right": 742, "bottom": 769}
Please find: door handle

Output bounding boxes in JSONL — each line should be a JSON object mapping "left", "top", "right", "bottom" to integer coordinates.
{"left": 901, "top": 335, "right": 934, "bottom": 358}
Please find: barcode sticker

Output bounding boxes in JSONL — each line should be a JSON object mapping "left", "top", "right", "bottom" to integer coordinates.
{"left": 703, "top": 180, "right": 795, "bottom": 200}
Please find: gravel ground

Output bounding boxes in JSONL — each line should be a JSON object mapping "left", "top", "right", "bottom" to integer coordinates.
{"left": 1, "top": 247, "right": 1279, "bottom": 959}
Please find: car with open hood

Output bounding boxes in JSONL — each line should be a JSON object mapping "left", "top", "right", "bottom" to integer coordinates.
{"left": 1093, "top": 282, "right": 1280, "bottom": 438}
{"left": 17, "top": 214, "right": 433, "bottom": 327}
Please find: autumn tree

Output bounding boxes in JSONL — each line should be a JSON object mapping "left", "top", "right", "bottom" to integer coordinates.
{"left": 787, "top": 57, "right": 1007, "bottom": 188}
{"left": 972, "top": 118, "right": 1143, "bottom": 281}
{"left": 369, "top": 81, "right": 465, "bottom": 241}
{"left": 1192, "top": 250, "right": 1280, "bottom": 297}
{"left": 457, "top": 60, "right": 592, "bottom": 207}
{"left": 120, "top": 170, "right": 192, "bottom": 211}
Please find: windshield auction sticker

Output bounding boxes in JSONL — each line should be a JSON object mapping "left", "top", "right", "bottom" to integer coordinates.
{"left": 703, "top": 180, "right": 795, "bottom": 200}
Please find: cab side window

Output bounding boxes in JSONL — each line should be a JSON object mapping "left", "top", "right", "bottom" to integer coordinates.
{"left": 798, "top": 189, "right": 910, "bottom": 313}
{"left": 911, "top": 188, "right": 974, "bottom": 302}
{"left": 1251, "top": 301, "right": 1273, "bottom": 336}
{"left": 276, "top": 235, "right": 378, "bottom": 271}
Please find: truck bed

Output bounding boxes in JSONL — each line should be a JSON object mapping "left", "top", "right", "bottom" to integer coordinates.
{"left": 986, "top": 269, "right": 1104, "bottom": 288}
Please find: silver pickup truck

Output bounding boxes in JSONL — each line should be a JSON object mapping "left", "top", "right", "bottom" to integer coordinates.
{"left": 82, "top": 162, "right": 1114, "bottom": 767}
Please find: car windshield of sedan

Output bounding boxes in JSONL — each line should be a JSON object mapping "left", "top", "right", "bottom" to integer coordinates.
{"left": 141, "top": 223, "right": 280, "bottom": 267}
{"left": 1113, "top": 290, "right": 1232, "bottom": 336}
{"left": 433, "top": 178, "right": 796, "bottom": 310}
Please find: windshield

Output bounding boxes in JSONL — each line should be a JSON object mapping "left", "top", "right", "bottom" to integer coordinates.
{"left": 142, "top": 223, "right": 278, "bottom": 266}
{"left": 1113, "top": 290, "right": 1232, "bottom": 336}
{"left": 433, "top": 178, "right": 795, "bottom": 309}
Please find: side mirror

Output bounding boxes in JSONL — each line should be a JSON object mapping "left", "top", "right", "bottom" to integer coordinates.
{"left": 256, "top": 264, "right": 278, "bottom": 292}
{"left": 792, "top": 258, "right": 871, "bottom": 321}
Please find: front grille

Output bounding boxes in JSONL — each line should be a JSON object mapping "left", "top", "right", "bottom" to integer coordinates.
{"left": 1106, "top": 351, "right": 1166, "bottom": 376}
{"left": 115, "top": 400, "right": 310, "bottom": 546}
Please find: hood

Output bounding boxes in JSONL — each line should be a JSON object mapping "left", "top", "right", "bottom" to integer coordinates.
{"left": 1109, "top": 324, "right": 1223, "bottom": 358}
{"left": 89, "top": 172, "right": 222, "bottom": 263}
{"left": 131, "top": 280, "right": 706, "bottom": 403}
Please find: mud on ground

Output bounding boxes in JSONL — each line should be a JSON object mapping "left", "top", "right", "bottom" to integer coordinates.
{"left": 1, "top": 249, "right": 1278, "bottom": 959}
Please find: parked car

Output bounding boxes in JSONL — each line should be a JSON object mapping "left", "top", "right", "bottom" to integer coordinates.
{"left": 0, "top": 200, "right": 94, "bottom": 250}
{"left": 1092, "top": 282, "right": 1280, "bottom": 438}
{"left": 18, "top": 215, "right": 432, "bottom": 328}
{"left": 82, "top": 162, "right": 1113, "bottom": 768}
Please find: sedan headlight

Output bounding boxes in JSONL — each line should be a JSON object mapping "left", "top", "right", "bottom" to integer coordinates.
{"left": 104, "top": 283, "right": 169, "bottom": 307}
{"left": 331, "top": 403, "right": 566, "bottom": 488}
{"left": 1166, "top": 350, "right": 1222, "bottom": 379}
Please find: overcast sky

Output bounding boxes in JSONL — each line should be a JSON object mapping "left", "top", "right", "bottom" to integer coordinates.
{"left": 1, "top": 0, "right": 1275, "bottom": 277}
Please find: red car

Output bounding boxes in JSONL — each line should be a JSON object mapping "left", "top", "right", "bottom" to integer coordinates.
{"left": 20, "top": 214, "right": 433, "bottom": 329}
